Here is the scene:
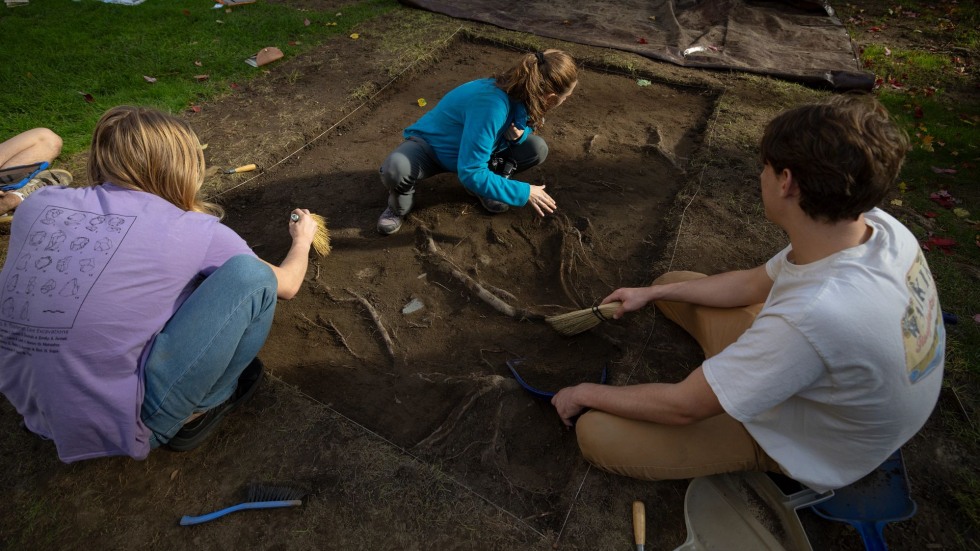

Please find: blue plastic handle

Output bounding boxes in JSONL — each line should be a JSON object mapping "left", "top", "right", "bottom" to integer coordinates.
{"left": 0, "top": 161, "right": 49, "bottom": 191}
{"left": 180, "top": 499, "right": 303, "bottom": 526}
{"left": 854, "top": 521, "right": 888, "bottom": 551}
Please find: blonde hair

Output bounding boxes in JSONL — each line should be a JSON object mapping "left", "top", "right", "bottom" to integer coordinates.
{"left": 495, "top": 49, "right": 577, "bottom": 128}
{"left": 87, "top": 106, "right": 222, "bottom": 217}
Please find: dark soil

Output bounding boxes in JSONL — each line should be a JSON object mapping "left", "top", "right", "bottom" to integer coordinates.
{"left": 0, "top": 2, "right": 976, "bottom": 550}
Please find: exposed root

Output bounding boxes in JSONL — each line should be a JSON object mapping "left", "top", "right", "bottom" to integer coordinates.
{"left": 413, "top": 374, "right": 511, "bottom": 451}
{"left": 298, "top": 313, "right": 362, "bottom": 360}
{"left": 421, "top": 229, "right": 544, "bottom": 321}
{"left": 345, "top": 287, "right": 398, "bottom": 365}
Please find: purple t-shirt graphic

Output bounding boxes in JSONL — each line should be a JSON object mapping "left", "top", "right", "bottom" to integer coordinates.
{"left": 0, "top": 183, "right": 253, "bottom": 462}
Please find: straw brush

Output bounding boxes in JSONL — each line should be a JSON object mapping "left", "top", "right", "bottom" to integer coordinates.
{"left": 291, "top": 212, "right": 331, "bottom": 256}
{"left": 546, "top": 301, "right": 621, "bottom": 336}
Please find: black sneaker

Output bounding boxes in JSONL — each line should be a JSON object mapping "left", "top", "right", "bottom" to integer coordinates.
{"left": 166, "top": 358, "right": 265, "bottom": 452}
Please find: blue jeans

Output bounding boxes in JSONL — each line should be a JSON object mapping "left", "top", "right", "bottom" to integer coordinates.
{"left": 140, "top": 255, "right": 277, "bottom": 448}
{"left": 379, "top": 135, "right": 549, "bottom": 215}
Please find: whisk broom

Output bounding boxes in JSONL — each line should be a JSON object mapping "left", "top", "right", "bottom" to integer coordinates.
{"left": 180, "top": 483, "right": 307, "bottom": 526}
{"left": 546, "top": 301, "right": 622, "bottom": 337}
{"left": 291, "top": 212, "right": 331, "bottom": 256}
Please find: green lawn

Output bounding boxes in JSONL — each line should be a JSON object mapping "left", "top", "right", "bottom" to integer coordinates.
{"left": 0, "top": 0, "right": 396, "bottom": 155}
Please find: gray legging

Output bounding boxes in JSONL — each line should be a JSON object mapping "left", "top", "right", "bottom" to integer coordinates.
{"left": 379, "top": 135, "right": 548, "bottom": 215}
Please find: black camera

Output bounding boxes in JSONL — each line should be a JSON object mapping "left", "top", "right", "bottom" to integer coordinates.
{"left": 489, "top": 156, "right": 517, "bottom": 179}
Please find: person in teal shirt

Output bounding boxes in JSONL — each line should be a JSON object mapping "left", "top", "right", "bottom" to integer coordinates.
{"left": 377, "top": 49, "right": 578, "bottom": 235}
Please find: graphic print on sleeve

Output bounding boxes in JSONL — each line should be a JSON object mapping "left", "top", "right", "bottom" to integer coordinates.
{"left": 0, "top": 205, "right": 135, "bottom": 354}
{"left": 902, "top": 250, "right": 944, "bottom": 383}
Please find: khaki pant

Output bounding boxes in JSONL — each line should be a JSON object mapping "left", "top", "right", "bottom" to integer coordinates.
{"left": 576, "top": 271, "right": 783, "bottom": 480}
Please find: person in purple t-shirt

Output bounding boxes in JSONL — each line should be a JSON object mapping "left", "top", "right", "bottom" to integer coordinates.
{"left": 0, "top": 106, "right": 319, "bottom": 462}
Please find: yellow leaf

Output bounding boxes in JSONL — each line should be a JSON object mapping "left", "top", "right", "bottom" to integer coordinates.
{"left": 920, "top": 135, "right": 934, "bottom": 152}
{"left": 953, "top": 208, "right": 970, "bottom": 218}
{"left": 898, "top": 181, "right": 907, "bottom": 193}
{"left": 350, "top": 33, "right": 359, "bottom": 40}
{"left": 417, "top": 98, "right": 427, "bottom": 107}
{"left": 890, "top": 199, "right": 903, "bottom": 207}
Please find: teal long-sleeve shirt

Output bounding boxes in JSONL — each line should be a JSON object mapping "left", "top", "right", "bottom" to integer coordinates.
{"left": 404, "top": 78, "right": 533, "bottom": 207}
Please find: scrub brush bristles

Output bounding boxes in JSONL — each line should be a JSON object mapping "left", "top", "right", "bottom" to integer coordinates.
{"left": 292, "top": 212, "right": 331, "bottom": 257}
{"left": 545, "top": 302, "right": 621, "bottom": 336}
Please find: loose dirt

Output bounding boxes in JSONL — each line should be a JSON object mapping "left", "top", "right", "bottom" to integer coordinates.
{"left": 1, "top": 5, "right": 975, "bottom": 550}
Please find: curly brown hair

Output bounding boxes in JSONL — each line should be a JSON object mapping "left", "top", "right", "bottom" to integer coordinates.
{"left": 760, "top": 94, "right": 909, "bottom": 223}
{"left": 495, "top": 49, "right": 577, "bottom": 128}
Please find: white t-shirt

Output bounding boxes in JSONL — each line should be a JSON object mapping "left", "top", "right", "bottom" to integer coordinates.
{"left": 703, "top": 208, "right": 944, "bottom": 493}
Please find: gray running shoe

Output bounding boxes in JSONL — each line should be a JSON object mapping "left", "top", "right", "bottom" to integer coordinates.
{"left": 377, "top": 206, "right": 404, "bottom": 235}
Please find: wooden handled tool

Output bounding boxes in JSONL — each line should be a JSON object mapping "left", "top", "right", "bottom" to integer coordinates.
{"left": 224, "top": 163, "right": 256, "bottom": 174}
{"left": 632, "top": 500, "right": 646, "bottom": 551}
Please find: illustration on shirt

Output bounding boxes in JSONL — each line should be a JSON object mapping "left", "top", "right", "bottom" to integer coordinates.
{"left": 0, "top": 205, "right": 135, "bottom": 329}
{"left": 902, "top": 251, "right": 944, "bottom": 383}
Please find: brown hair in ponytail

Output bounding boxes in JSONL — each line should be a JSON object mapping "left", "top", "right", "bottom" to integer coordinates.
{"left": 495, "top": 49, "right": 577, "bottom": 128}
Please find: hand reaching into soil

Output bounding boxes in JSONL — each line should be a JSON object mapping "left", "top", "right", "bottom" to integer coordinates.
{"left": 527, "top": 185, "right": 556, "bottom": 217}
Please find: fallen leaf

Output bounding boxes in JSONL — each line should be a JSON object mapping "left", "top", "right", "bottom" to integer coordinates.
{"left": 914, "top": 105, "right": 923, "bottom": 118}
{"left": 974, "top": 314, "right": 980, "bottom": 324}
{"left": 193, "top": 74, "right": 209, "bottom": 81}
{"left": 929, "top": 190, "right": 957, "bottom": 208}
{"left": 143, "top": 75, "right": 157, "bottom": 83}
{"left": 230, "top": 82, "right": 240, "bottom": 90}
{"left": 898, "top": 181, "right": 908, "bottom": 193}
{"left": 288, "top": 41, "right": 301, "bottom": 46}
{"left": 885, "top": 47, "right": 892, "bottom": 56}
{"left": 190, "top": 105, "right": 202, "bottom": 113}
{"left": 636, "top": 37, "right": 648, "bottom": 44}
{"left": 78, "top": 91, "right": 95, "bottom": 103}
{"left": 890, "top": 199, "right": 903, "bottom": 206}
{"left": 182, "top": 9, "right": 190, "bottom": 16}
{"left": 953, "top": 208, "right": 970, "bottom": 218}
{"left": 215, "top": 20, "right": 223, "bottom": 24}
{"left": 924, "top": 211, "right": 939, "bottom": 218}
{"left": 325, "top": 21, "right": 337, "bottom": 26}
{"left": 194, "top": 60, "right": 203, "bottom": 67}
{"left": 920, "top": 135, "right": 934, "bottom": 151}
{"left": 335, "top": 12, "right": 342, "bottom": 16}
{"left": 350, "top": 33, "right": 360, "bottom": 40}
{"left": 921, "top": 236, "right": 957, "bottom": 253}
{"left": 637, "top": 79, "right": 652, "bottom": 87}
{"left": 417, "top": 98, "right": 427, "bottom": 107}
{"left": 170, "top": 469, "right": 179, "bottom": 481}
{"left": 931, "top": 166, "right": 957, "bottom": 174}
{"left": 304, "top": 18, "right": 310, "bottom": 26}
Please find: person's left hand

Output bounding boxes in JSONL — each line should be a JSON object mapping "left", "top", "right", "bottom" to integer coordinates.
{"left": 505, "top": 123, "right": 525, "bottom": 141}
{"left": 551, "top": 384, "right": 589, "bottom": 427}
{"left": 527, "top": 185, "right": 556, "bottom": 217}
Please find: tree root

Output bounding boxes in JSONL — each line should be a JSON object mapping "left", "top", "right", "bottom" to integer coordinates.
{"left": 298, "top": 313, "right": 363, "bottom": 360}
{"left": 345, "top": 287, "right": 398, "bottom": 365}
{"left": 421, "top": 228, "right": 544, "bottom": 321}
{"left": 413, "top": 374, "right": 513, "bottom": 452}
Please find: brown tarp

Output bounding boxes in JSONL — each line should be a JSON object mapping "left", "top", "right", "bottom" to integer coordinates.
{"left": 400, "top": 0, "right": 874, "bottom": 90}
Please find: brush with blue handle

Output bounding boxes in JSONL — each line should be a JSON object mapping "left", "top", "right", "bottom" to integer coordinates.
{"left": 180, "top": 484, "right": 307, "bottom": 526}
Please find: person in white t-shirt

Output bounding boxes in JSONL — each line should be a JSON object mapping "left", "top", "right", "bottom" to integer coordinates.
{"left": 551, "top": 95, "right": 945, "bottom": 493}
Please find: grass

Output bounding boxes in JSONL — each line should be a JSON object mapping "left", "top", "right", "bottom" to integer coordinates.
{"left": 0, "top": 0, "right": 398, "bottom": 156}
{"left": 844, "top": 0, "right": 980, "bottom": 535}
